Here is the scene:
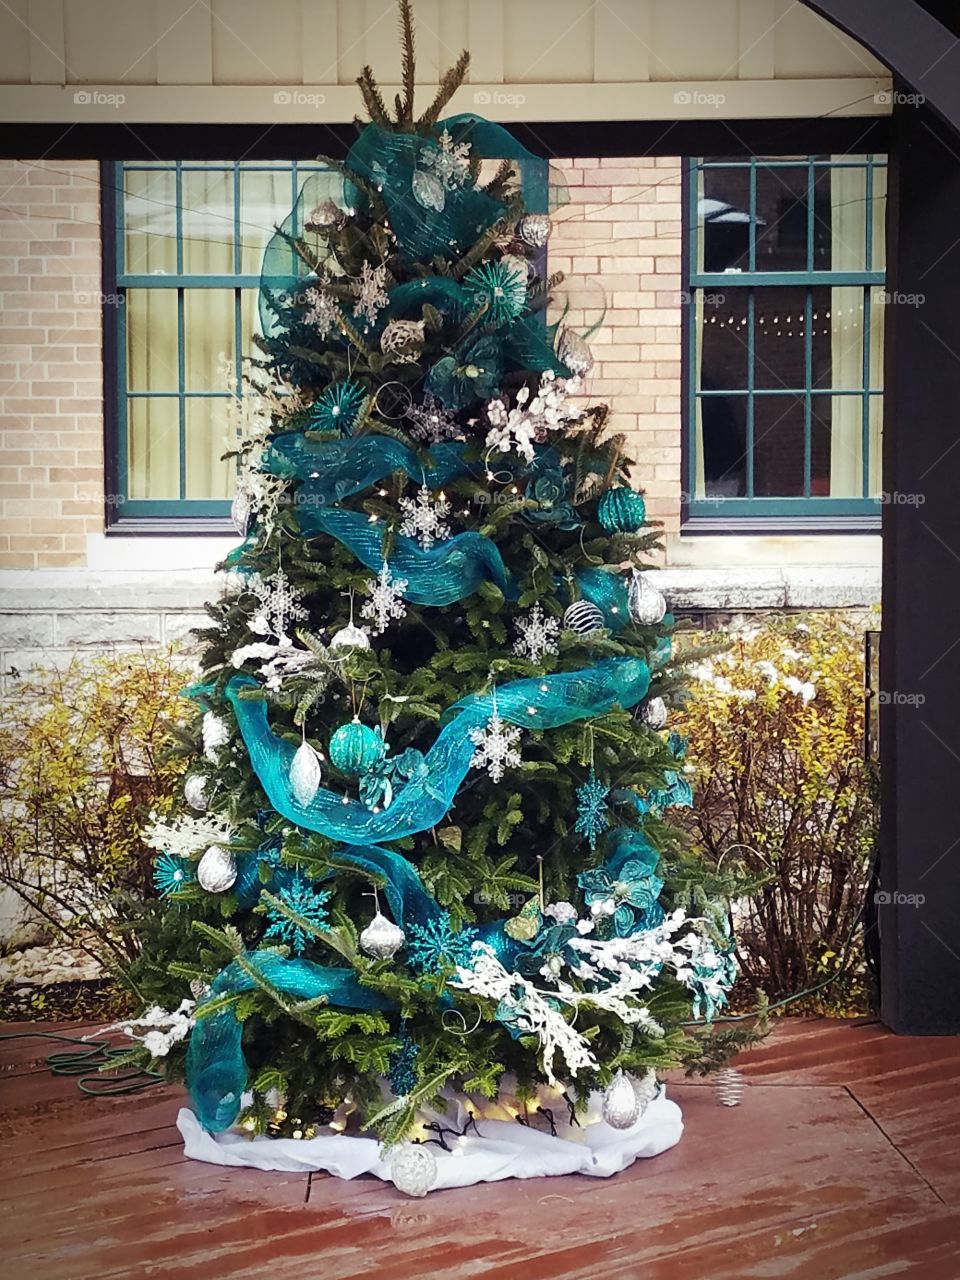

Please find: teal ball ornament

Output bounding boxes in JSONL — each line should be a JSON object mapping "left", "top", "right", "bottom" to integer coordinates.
{"left": 329, "top": 719, "right": 386, "bottom": 776}
{"left": 598, "top": 486, "right": 646, "bottom": 534}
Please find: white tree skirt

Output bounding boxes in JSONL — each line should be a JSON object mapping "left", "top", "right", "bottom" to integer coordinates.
{"left": 177, "top": 1083, "right": 683, "bottom": 1193}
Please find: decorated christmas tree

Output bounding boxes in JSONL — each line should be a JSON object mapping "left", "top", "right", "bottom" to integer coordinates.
{"left": 121, "top": 2, "right": 748, "bottom": 1194}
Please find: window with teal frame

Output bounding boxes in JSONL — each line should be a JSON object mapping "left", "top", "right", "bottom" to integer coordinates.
{"left": 109, "top": 159, "right": 339, "bottom": 523}
{"left": 685, "top": 155, "right": 887, "bottom": 527}
{"left": 106, "top": 156, "right": 549, "bottom": 528}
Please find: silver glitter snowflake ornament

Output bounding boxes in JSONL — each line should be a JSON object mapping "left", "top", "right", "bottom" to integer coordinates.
{"left": 513, "top": 604, "right": 560, "bottom": 662}
{"left": 399, "top": 485, "right": 452, "bottom": 549}
{"left": 304, "top": 279, "right": 339, "bottom": 338}
{"left": 361, "top": 561, "right": 408, "bottom": 634}
{"left": 406, "top": 393, "right": 462, "bottom": 443}
{"left": 469, "top": 698, "right": 523, "bottom": 783}
{"left": 353, "top": 260, "right": 389, "bottom": 326}
{"left": 249, "top": 568, "right": 308, "bottom": 642}
{"left": 423, "top": 129, "right": 472, "bottom": 190}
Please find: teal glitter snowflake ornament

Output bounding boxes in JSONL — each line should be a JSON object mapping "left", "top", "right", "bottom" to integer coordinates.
{"left": 462, "top": 259, "right": 527, "bottom": 327}
{"left": 406, "top": 911, "right": 478, "bottom": 974}
{"left": 308, "top": 380, "right": 366, "bottom": 434}
{"left": 263, "top": 871, "right": 331, "bottom": 955}
{"left": 153, "top": 853, "right": 192, "bottom": 898}
{"left": 574, "top": 768, "right": 610, "bottom": 848}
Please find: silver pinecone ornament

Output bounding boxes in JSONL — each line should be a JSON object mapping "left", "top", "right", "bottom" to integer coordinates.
{"left": 183, "top": 772, "right": 210, "bottom": 811}
{"left": 197, "top": 844, "right": 238, "bottom": 893}
{"left": 230, "top": 489, "right": 252, "bottom": 536}
{"left": 601, "top": 1069, "right": 641, "bottom": 1130}
{"left": 290, "top": 740, "right": 323, "bottom": 806}
{"left": 359, "top": 911, "right": 406, "bottom": 959}
{"left": 633, "top": 1069, "right": 660, "bottom": 1114}
{"left": 202, "top": 712, "right": 231, "bottom": 761}
{"left": 643, "top": 697, "right": 668, "bottom": 729}
{"left": 389, "top": 1142, "right": 437, "bottom": 1197}
{"left": 557, "top": 326, "right": 594, "bottom": 375}
{"left": 628, "top": 570, "right": 667, "bottom": 625}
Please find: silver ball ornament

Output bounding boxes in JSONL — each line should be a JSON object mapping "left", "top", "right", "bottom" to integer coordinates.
{"left": 643, "top": 697, "right": 668, "bottom": 729}
{"left": 359, "top": 911, "right": 406, "bottom": 959}
{"left": 517, "top": 213, "right": 552, "bottom": 248}
{"left": 628, "top": 570, "right": 667, "bottom": 626}
{"left": 389, "top": 1141, "right": 437, "bottom": 1197}
{"left": 563, "top": 599, "right": 605, "bottom": 636}
{"left": 183, "top": 772, "right": 210, "bottom": 811}
{"left": 202, "top": 711, "right": 231, "bottom": 761}
{"left": 329, "top": 622, "right": 371, "bottom": 651}
{"left": 197, "top": 844, "right": 238, "bottom": 893}
{"left": 380, "top": 318, "right": 426, "bottom": 365}
{"left": 602, "top": 1069, "right": 641, "bottom": 1130}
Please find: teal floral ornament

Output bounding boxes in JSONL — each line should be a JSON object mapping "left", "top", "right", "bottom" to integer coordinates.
{"left": 329, "top": 719, "right": 387, "bottom": 776}
{"left": 462, "top": 259, "right": 527, "bottom": 327}
{"left": 648, "top": 731, "right": 693, "bottom": 811}
{"left": 598, "top": 485, "right": 646, "bottom": 534}
{"left": 578, "top": 859, "right": 665, "bottom": 938}
{"left": 425, "top": 335, "right": 503, "bottom": 410}
{"left": 525, "top": 467, "right": 579, "bottom": 529}
{"left": 359, "top": 745, "right": 438, "bottom": 813}
{"left": 308, "top": 380, "right": 366, "bottom": 434}
{"left": 515, "top": 920, "right": 581, "bottom": 980}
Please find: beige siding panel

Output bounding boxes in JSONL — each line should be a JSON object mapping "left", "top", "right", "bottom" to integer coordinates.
{"left": 0, "top": 75, "right": 888, "bottom": 122}
{"left": 594, "top": 0, "right": 651, "bottom": 84}
{"left": 210, "top": 0, "right": 303, "bottom": 85}
{"left": 467, "top": 0, "right": 503, "bottom": 84}
{"left": 737, "top": 0, "right": 775, "bottom": 80}
{"left": 650, "top": 0, "right": 740, "bottom": 81}
{"left": 503, "top": 0, "right": 594, "bottom": 85}
{"left": 334, "top": 0, "right": 367, "bottom": 83}
{"left": 0, "top": 0, "right": 32, "bottom": 86}
{"left": 358, "top": 0, "right": 403, "bottom": 85}
{"left": 438, "top": 0, "right": 469, "bottom": 72}
{"left": 301, "top": 0, "right": 339, "bottom": 85}
{"left": 406, "top": 0, "right": 442, "bottom": 84}
{"left": 773, "top": 1, "right": 887, "bottom": 78}
{"left": 63, "top": 0, "right": 157, "bottom": 84}
{"left": 27, "top": 0, "right": 66, "bottom": 85}
{"left": 156, "top": 0, "right": 213, "bottom": 87}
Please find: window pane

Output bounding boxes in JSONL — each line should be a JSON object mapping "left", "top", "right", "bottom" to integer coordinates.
{"left": 754, "top": 288, "right": 807, "bottom": 390}
{"left": 754, "top": 395, "right": 806, "bottom": 496}
{"left": 123, "top": 167, "right": 177, "bottom": 275}
{"left": 699, "top": 291, "right": 748, "bottom": 389}
{"left": 181, "top": 168, "right": 234, "bottom": 275}
{"left": 125, "top": 288, "right": 179, "bottom": 391}
{"left": 127, "top": 397, "right": 179, "bottom": 500}
{"left": 184, "top": 289, "right": 235, "bottom": 390}
{"left": 753, "top": 165, "right": 810, "bottom": 272}
{"left": 240, "top": 168, "right": 296, "bottom": 275}
{"left": 698, "top": 163, "right": 751, "bottom": 273}
{"left": 814, "top": 286, "right": 866, "bottom": 391}
{"left": 871, "top": 165, "right": 887, "bottom": 271}
{"left": 184, "top": 397, "right": 235, "bottom": 499}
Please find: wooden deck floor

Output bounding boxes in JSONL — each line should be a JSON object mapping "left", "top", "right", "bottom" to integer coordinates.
{"left": 2, "top": 1017, "right": 959, "bottom": 1279}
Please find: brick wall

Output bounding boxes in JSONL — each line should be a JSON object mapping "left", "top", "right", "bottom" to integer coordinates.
{"left": 0, "top": 160, "right": 104, "bottom": 568}
{"left": 549, "top": 157, "right": 684, "bottom": 558}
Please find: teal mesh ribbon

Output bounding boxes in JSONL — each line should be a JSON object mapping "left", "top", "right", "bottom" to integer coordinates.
{"left": 296, "top": 506, "right": 515, "bottom": 605}
{"left": 187, "top": 949, "right": 394, "bottom": 1132}
{"left": 225, "top": 656, "right": 649, "bottom": 844}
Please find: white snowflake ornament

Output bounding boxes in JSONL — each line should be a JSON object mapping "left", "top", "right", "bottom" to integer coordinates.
{"left": 469, "top": 699, "right": 522, "bottom": 783}
{"left": 424, "top": 128, "right": 472, "bottom": 190}
{"left": 361, "top": 561, "right": 408, "bottom": 635}
{"left": 407, "top": 393, "right": 461, "bottom": 443}
{"left": 353, "top": 261, "right": 389, "bottom": 326}
{"left": 513, "top": 604, "right": 560, "bottom": 661}
{"left": 249, "top": 568, "right": 308, "bottom": 642}
{"left": 399, "top": 485, "right": 452, "bottom": 549}
{"left": 304, "top": 280, "right": 339, "bottom": 337}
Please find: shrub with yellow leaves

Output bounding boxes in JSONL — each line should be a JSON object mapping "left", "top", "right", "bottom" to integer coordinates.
{"left": 0, "top": 649, "right": 191, "bottom": 968}
{"left": 673, "top": 612, "right": 878, "bottom": 1012}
